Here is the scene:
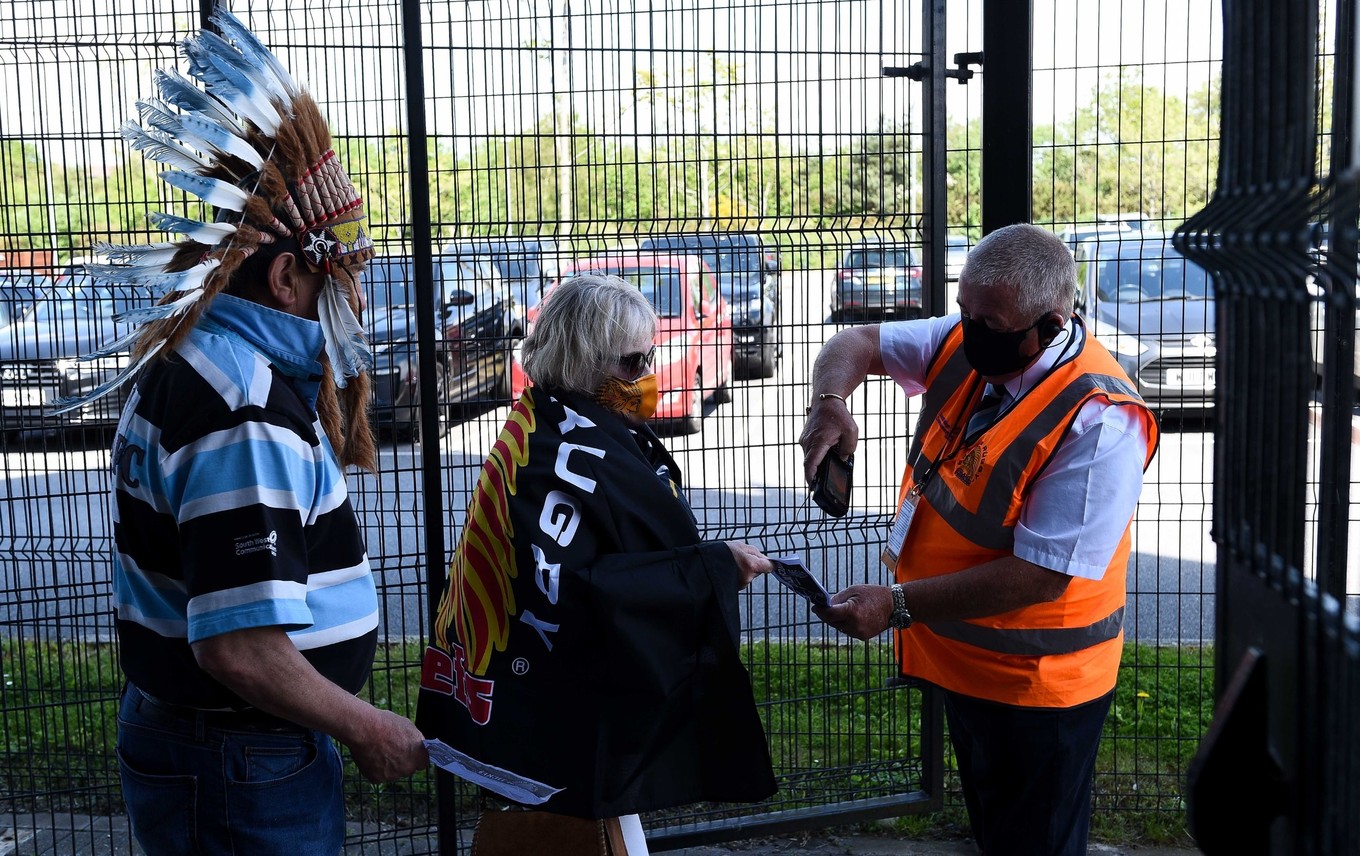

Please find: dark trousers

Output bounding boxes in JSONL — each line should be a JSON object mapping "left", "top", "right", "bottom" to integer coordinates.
{"left": 943, "top": 688, "right": 1113, "bottom": 856}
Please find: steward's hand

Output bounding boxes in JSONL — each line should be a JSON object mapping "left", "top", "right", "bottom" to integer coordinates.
{"left": 813, "top": 584, "right": 894, "bottom": 640}
{"left": 799, "top": 397, "right": 859, "bottom": 484}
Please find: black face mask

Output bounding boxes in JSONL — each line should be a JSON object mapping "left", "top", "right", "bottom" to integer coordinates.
{"left": 961, "top": 315, "right": 1046, "bottom": 376}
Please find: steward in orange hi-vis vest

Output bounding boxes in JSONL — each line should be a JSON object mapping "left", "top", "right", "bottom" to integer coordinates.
{"left": 892, "top": 319, "right": 1159, "bottom": 708}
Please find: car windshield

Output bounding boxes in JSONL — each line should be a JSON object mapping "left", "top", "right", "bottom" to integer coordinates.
{"left": 367, "top": 260, "right": 415, "bottom": 310}
{"left": 368, "top": 259, "right": 483, "bottom": 309}
{"left": 0, "top": 274, "right": 50, "bottom": 325}
{"left": 602, "top": 267, "right": 684, "bottom": 318}
{"left": 1096, "top": 252, "right": 1212, "bottom": 303}
{"left": 846, "top": 249, "right": 913, "bottom": 268}
{"left": 493, "top": 256, "right": 538, "bottom": 280}
{"left": 28, "top": 284, "right": 149, "bottom": 324}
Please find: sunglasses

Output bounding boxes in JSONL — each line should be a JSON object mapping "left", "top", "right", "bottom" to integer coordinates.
{"left": 616, "top": 345, "right": 656, "bottom": 377}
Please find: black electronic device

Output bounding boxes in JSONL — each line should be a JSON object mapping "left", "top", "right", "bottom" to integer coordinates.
{"left": 811, "top": 452, "right": 854, "bottom": 517}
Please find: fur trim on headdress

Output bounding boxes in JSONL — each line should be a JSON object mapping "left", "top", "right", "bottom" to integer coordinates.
{"left": 52, "top": 7, "right": 376, "bottom": 471}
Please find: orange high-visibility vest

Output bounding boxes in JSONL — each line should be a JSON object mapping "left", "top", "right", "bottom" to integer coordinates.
{"left": 893, "top": 319, "right": 1158, "bottom": 708}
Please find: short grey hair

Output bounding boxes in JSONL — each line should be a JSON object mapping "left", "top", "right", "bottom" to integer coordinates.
{"left": 960, "top": 223, "right": 1076, "bottom": 320}
{"left": 521, "top": 273, "right": 657, "bottom": 394}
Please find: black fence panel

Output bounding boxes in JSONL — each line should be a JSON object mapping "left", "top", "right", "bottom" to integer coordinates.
{"left": 0, "top": 1, "right": 1250, "bottom": 854}
{"left": 1179, "top": 0, "right": 1360, "bottom": 852}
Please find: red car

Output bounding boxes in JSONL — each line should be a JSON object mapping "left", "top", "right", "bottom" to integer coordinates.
{"left": 522, "top": 253, "right": 733, "bottom": 433}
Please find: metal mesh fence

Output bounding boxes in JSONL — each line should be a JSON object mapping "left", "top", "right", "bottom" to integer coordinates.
{"left": 0, "top": 1, "right": 1280, "bottom": 853}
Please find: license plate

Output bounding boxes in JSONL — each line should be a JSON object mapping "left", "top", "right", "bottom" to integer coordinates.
{"left": 1, "top": 387, "right": 49, "bottom": 407}
{"left": 1164, "top": 367, "right": 1215, "bottom": 389}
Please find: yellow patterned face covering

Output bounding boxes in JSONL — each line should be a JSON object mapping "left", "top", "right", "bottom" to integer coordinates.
{"left": 595, "top": 373, "right": 659, "bottom": 420}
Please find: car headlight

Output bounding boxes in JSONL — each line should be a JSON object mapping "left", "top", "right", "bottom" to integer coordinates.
{"left": 1093, "top": 330, "right": 1149, "bottom": 358}
{"left": 55, "top": 355, "right": 126, "bottom": 379}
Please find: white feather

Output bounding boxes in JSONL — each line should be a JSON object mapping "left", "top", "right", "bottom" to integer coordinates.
{"left": 96, "top": 242, "right": 182, "bottom": 267}
{"left": 177, "top": 112, "right": 263, "bottom": 169}
{"left": 120, "top": 121, "right": 211, "bottom": 172}
{"left": 182, "top": 36, "right": 283, "bottom": 134}
{"left": 160, "top": 171, "right": 252, "bottom": 212}
{"left": 317, "top": 279, "right": 372, "bottom": 386}
{"left": 47, "top": 340, "right": 167, "bottom": 416}
{"left": 111, "top": 288, "right": 208, "bottom": 326}
{"left": 210, "top": 8, "right": 300, "bottom": 102}
{"left": 153, "top": 68, "right": 239, "bottom": 128}
{"left": 83, "top": 258, "right": 220, "bottom": 295}
{"left": 148, "top": 213, "right": 238, "bottom": 244}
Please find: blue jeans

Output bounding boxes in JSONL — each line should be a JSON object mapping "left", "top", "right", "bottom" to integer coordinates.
{"left": 117, "top": 683, "right": 345, "bottom": 856}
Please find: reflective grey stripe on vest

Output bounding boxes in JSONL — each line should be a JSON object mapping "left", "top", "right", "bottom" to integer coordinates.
{"left": 906, "top": 334, "right": 977, "bottom": 469}
{"left": 913, "top": 338, "right": 1143, "bottom": 549}
{"left": 927, "top": 606, "right": 1125, "bottom": 656}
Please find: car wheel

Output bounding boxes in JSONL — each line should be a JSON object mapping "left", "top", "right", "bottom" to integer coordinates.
{"left": 418, "top": 362, "right": 451, "bottom": 444}
{"left": 756, "top": 328, "right": 779, "bottom": 378}
{"left": 492, "top": 335, "right": 520, "bottom": 401}
{"left": 678, "top": 374, "right": 703, "bottom": 434}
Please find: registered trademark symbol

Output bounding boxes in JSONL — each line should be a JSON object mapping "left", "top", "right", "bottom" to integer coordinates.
{"left": 511, "top": 658, "right": 529, "bottom": 675}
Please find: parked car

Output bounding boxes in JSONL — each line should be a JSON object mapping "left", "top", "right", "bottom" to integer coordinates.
{"left": 1097, "top": 211, "right": 1156, "bottom": 232}
{"left": 365, "top": 254, "right": 524, "bottom": 441}
{"left": 1059, "top": 221, "right": 1141, "bottom": 253}
{"left": 0, "top": 272, "right": 48, "bottom": 327}
{"left": 945, "top": 235, "right": 971, "bottom": 282}
{"left": 1074, "top": 234, "right": 1216, "bottom": 413}
{"left": 1307, "top": 264, "right": 1360, "bottom": 389}
{"left": 542, "top": 253, "right": 733, "bottom": 433}
{"left": 441, "top": 238, "right": 562, "bottom": 312}
{"left": 831, "top": 241, "right": 922, "bottom": 321}
{"left": 0, "top": 281, "right": 152, "bottom": 436}
{"left": 637, "top": 232, "right": 781, "bottom": 378}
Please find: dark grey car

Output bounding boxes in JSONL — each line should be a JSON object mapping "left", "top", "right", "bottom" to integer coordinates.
{"left": 441, "top": 239, "right": 561, "bottom": 313}
{"left": 1075, "top": 235, "right": 1216, "bottom": 413}
{"left": 832, "top": 242, "right": 922, "bottom": 322}
{"left": 366, "top": 255, "right": 525, "bottom": 440}
{"left": 638, "top": 233, "right": 782, "bottom": 378}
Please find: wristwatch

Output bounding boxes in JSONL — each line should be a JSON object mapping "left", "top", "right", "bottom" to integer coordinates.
{"left": 889, "top": 583, "right": 914, "bottom": 630}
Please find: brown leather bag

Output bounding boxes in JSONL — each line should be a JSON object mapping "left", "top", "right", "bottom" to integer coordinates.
{"left": 470, "top": 808, "right": 629, "bottom": 856}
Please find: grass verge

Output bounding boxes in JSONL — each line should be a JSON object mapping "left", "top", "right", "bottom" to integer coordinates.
{"left": 0, "top": 638, "right": 1210, "bottom": 846}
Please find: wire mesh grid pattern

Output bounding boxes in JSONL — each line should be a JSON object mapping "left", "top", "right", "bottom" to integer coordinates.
{"left": 0, "top": 0, "right": 1285, "bottom": 853}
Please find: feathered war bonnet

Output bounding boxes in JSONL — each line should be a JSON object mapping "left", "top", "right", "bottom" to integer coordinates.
{"left": 69, "top": 7, "right": 377, "bottom": 470}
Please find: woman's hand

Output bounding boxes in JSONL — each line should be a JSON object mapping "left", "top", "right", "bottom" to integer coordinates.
{"left": 724, "top": 541, "right": 774, "bottom": 589}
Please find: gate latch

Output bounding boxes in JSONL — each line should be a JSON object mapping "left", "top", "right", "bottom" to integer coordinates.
{"left": 883, "top": 51, "right": 983, "bottom": 84}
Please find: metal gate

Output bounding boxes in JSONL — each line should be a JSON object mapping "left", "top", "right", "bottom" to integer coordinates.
{"left": 1180, "top": 0, "right": 1360, "bottom": 852}
{"left": 2, "top": 1, "right": 948, "bottom": 852}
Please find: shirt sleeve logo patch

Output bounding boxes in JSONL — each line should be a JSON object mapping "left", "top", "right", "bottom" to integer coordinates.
{"left": 234, "top": 530, "right": 279, "bottom": 557}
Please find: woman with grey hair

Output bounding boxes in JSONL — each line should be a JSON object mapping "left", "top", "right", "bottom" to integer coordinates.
{"left": 419, "top": 273, "right": 778, "bottom": 856}
{"left": 520, "top": 274, "right": 660, "bottom": 402}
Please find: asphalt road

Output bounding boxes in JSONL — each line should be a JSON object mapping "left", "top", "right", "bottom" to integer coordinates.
{"left": 4, "top": 269, "right": 1339, "bottom": 644}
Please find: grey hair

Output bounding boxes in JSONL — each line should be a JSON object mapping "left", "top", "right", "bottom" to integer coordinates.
{"left": 521, "top": 273, "right": 658, "bottom": 394}
{"left": 960, "top": 223, "right": 1076, "bottom": 320}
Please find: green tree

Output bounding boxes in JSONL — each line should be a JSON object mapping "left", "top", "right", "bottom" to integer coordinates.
{"left": 1033, "top": 71, "right": 1220, "bottom": 228}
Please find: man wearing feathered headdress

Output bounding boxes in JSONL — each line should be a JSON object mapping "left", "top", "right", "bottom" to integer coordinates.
{"left": 78, "top": 9, "right": 428, "bottom": 854}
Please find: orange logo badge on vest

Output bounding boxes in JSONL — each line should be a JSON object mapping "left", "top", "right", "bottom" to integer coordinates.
{"left": 954, "top": 443, "right": 986, "bottom": 485}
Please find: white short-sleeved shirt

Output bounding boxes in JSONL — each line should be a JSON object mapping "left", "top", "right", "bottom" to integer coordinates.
{"left": 879, "top": 315, "right": 1151, "bottom": 581}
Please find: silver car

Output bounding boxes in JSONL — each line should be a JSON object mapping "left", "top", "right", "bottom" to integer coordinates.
{"left": 1075, "top": 235, "right": 1216, "bottom": 413}
{"left": 0, "top": 281, "right": 153, "bottom": 436}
